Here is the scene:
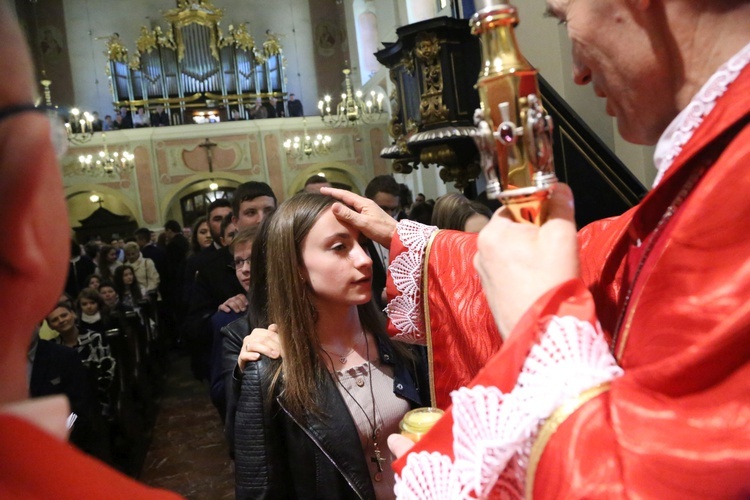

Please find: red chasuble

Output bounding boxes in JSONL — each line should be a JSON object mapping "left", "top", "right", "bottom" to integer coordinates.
{"left": 385, "top": 66, "right": 750, "bottom": 498}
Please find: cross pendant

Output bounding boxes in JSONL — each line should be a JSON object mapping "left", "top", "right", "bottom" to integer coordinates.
{"left": 371, "top": 448, "right": 385, "bottom": 473}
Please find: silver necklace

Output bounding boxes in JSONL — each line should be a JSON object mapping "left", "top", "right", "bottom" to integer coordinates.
{"left": 320, "top": 333, "right": 362, "bottom": 364}
{"left": 322, "top": 331, "right": 386, "bottom": 477}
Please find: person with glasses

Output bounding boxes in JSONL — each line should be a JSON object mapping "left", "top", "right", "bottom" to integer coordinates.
{"left": 184, "top": 182, "right": 276, "bottom": 382}
{"left": 0, "top": 2, "right": 179, "bottom": 496}
{"left": 207, "top": 226, "right": 258, "bottom": 423}
{"left": 363, "top": 175, "right": 405, "bottom": 310}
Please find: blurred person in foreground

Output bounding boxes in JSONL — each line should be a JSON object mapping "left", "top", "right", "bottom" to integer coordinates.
{"left": 0, "top": 3, "right": 180, "bottom": 496}
{"left": 319, "top": 0, "right": 750, "bottom": 496}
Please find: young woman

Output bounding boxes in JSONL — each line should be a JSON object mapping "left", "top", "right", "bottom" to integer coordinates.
{"left": 114, "top": 264, "right": 145, "bottom": 309}
{"left": 76, "top": 287, "right": 115, "bottom": 335}
{"left": 95, "top": 244, "right": 122, "bottom": 282}
{"left": 86, "top": 273, "right": 102, "bottom": 290}
{"left": 189, "top": 215, "right": 213, "bottom": 255}
{"left": 233, "top": 194, "right": 429, "bottom": 499}
{"left": 431, "top": 193, "right": 492, "bottom": 233}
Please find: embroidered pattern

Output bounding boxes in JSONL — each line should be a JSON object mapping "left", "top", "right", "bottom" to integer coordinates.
{"left": 386, "top": 220, "right": 438, "bottom": 344}
{"left": 394, "top": 315, "right": 624, "bottom": 498}
{"left": 653, "top": 42, "right": 750, "bottom": 186}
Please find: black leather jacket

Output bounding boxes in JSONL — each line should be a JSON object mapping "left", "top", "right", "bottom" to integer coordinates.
{"left": 220, "top": 316, "right": 250, "bottom": 457}
{"left": 233, "top": 332, "right": 430, "bottom": 499}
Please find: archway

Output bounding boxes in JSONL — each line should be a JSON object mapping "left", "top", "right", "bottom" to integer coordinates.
{"left": 65, "top": 184, "right": 140, "bottom": 229}
{"left": 160, "top": 174, "right": 244, "bottom": 227}
{"left": 288, "top": 162, "right": 369, "bottom": 196}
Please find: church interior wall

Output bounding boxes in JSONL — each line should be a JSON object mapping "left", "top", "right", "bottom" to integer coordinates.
{"left": 62, "top": 117, "right": 387, "bottom": 229}
{"left": 26, "top": 0, "right": 656, "bottom": 232}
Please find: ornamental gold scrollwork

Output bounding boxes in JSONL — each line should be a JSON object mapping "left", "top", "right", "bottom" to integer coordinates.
{"left": 136, "top": 26, "right": 158, "bottom": 55}
{"left": 164, "top": 0, "right": 224, "bottom": 62}
{"left": 218, "top": 22, "right": 255, "bottom": 51}
{"left": 253, "top": 48, "right": 267, "bottom": 65}
{"left": 415, "top": 32, "right": 449, "bottom": 125}
{"left": 387, "top": 67, "right": 404, "bottom": 141}
{"left": 155, "top": 26, "right": 177, "bottom": 50}
{"left": 406, "top": 119, "right": 419, "bottom": 135}
{"left": 104, "top": 33, "right": 128, "bottom": 62}
{"left": 400, "top": 50, "right": 414, "bottom": 76}
{"left": 263, "top": 30, "right": 284, "bottom": 57}
{"left": 230, "top": 23, "right": 255, "bottom": 52}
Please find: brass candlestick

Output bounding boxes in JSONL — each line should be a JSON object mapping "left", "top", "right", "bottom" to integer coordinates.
{"left": 470, "top": 1, "right": 556, "bottom": 225}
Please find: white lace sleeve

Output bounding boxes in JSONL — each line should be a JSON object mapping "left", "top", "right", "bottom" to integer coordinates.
{"left": 394, "top": 316, "right": 624, "bottom": 499}
{"left": 385, "top": 220, "right": 438, "bottom": 344}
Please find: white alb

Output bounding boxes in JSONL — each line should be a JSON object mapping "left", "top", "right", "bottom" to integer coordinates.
{"left": 394, "top": 315, "right": 624, "bottom": 499}
{"left": 386, "top": 220, "right": 438, "bottom": 344}
{"left": 653, "top": 41, "right": 750, "bottom": 186}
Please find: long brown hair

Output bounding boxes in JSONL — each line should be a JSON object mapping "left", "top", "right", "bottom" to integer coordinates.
{"left": 265, "top": 193, "right": 396, "bottom": 420}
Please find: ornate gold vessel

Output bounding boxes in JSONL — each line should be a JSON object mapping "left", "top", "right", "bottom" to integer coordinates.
{"left": 470, "top": 1, "right": 556, "bottom": 225}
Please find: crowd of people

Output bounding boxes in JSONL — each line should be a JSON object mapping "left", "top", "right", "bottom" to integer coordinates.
{"left": 3, "top": 0, "right": 749, "bottom": 498}
{"left": 79, "top": 93, "right": 304, "bottom": 132}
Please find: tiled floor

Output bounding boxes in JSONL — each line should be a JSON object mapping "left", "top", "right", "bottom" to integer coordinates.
{"left": 140, "top": 354, "right": 234, "bottom": 499}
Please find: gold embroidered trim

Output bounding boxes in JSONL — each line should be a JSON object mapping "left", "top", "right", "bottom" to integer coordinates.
{"left": 525, "top": 382, "right": 612, "bottom": 499}
{"left": 422, "top": 229, "right": 441, "bottom": 407}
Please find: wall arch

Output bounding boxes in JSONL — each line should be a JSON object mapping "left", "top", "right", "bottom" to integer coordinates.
{"left": 288, "top": 161, "right": 369, "bottom": 196}
{"left": 159, "top": 173, "right": 245, "bottom": 224}
{"left": 64, "top": 184, "right": 141, "bottom": 228}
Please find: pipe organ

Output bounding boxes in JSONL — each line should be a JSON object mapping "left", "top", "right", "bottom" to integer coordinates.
{"left": 104, "top": 0, "right": 287, "bottom": 124}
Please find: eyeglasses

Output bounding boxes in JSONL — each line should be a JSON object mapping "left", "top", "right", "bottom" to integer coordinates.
{"left": 0, "top": 103, "right": 69, "bottom": 160}
{"left": 229, "top": 257, "right": 252, "bottom": 270}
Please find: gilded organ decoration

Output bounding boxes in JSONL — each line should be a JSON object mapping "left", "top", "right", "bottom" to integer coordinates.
{"left": 155, "top": 26, "right": 177, "bottom": 51}
{"left": 136, "top": 26, "right": 158, "bottom": 55}
{"left": 104, "top": 33, "right": 128, "bottom": 63}
{"left": 263, "top": 30, "right": 283, "bottom": 58}
{"left": 103, "top": 0, "right": 287, "bottom": 125}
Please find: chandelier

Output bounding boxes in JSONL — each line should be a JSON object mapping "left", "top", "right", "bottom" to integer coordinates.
{"left": 318, "top": 68, "right": 385, "bottom": 127}
{"left": 65, "top": 107, "right": 96, "bottom": 145}
{"left": 283, "top": 118, "right": 332, "bottom": 159}
{"left": 38, "top": 79, "right": 96, "bottom": 146}
{"left": 76, "top": 134, "right": 135, "bottom": 177}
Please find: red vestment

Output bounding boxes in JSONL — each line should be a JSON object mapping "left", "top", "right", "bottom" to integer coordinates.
{"left": 0, "top": 414, "right": 182, "bottom": 499}
{"left": 386, "top": 64, "right": 750, "bottom": 498}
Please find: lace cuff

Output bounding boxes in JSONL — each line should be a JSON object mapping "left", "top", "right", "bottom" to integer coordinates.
{"left": 394, "top": 315, "right": 624, "bottom": 499}
{"left": 385, "top": 220, "right": 438, "bottom": 344}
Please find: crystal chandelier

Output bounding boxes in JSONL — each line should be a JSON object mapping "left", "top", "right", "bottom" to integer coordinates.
{"left": 283, "top": 118, "right": 332, "bottom": 159}
{"left": 318, "top": 68, "right": 385, "bottom": 127}
{"left": 76, "top": 134, "right": 135, "bottom": 176}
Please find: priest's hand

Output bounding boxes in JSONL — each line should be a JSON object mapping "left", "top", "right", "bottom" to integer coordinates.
{"left": 237, "top": 324, "right": 281, "bottom": 371}
{"left": 320, "top": 187, "right": 397, "bottom": 248}
{"left": 474, "top": 183, "right": 579, "bottom": 339}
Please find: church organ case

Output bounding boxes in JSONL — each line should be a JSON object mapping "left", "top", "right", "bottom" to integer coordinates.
{"left": 104, "top": 0, "right": 288, "bottom": 124}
